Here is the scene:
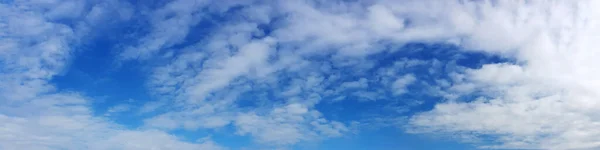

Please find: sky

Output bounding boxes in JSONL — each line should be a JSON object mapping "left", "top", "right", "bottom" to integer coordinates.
{"left": 2, "top": 0, "right": 600, "bottom": 150}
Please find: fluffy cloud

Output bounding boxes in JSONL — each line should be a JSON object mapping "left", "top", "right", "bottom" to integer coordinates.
{"left": 408, "top": 1, "right": 600, "bottom": 149}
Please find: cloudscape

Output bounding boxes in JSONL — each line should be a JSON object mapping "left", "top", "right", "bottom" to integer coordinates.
{"left": 1, "top": 0, "right": 599, "bottom": 149}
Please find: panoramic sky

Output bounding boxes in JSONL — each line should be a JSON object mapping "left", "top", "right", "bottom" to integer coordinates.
{"left": 2, "top": 0, "right": 600, "bottom": 150}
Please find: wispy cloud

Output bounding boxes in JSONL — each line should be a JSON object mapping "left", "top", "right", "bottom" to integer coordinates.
{"left": 0, "top": 1, "right": 222, "bottom": 149}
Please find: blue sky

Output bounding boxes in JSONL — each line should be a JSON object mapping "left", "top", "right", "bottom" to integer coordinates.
{"left": 2, "top": 0, "right": 600, "bottom": 150}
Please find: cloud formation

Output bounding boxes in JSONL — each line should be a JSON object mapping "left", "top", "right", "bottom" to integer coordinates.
{"left": 3, "top": 0, "right": 600, "bottom": 149}
{"left": 0, "top": 1, "right": 222, "bottom": 149}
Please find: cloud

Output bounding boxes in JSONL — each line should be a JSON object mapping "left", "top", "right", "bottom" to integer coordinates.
{"left": 234, "top": 103, "right": 348, "bottom": 146}
{"left": 0, "top": 1, "right": 222, "bottom": 150}
{"left": 118, "top": 0, "right": 207, "bottom": 60}
{"left": 95, "top": 130, "right": 224, "bottom": 150}
{"left": 0, "top": 93, "right": 224, "bottom": 150}
{"left": 339, "top": 78, "right": 369, "bottom": 89}
{"left": 104, "top": 104, "right": 131, "bottom": 116}
{"left": 132, "top": 0, "right": 513, "bottom": 147}
{"left": 406, "top": 1, "right": 600, "bottom": 149}
{"left": 391, "top": 74, "right": 416, "bottom": 95}
{"left": 140, "top": 0, "right": 600, "bottom": 149}
{"left": 118, "top": 0, "right": 257, "bottom": 60}
{"left": 0, "top": 2, "right": 74, "bottom": 102}
{"left": 5, "top": 0, "right": 600, "bottom": 149}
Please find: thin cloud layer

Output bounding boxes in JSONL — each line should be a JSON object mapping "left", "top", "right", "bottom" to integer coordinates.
{"left": 2, "top": 0, "right": 600, "bottom": 149}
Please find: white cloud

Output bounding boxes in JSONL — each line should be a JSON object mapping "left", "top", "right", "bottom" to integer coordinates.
{"left": 339, "top": 78, "right": 369, "bottom": 89}
{"left": 118, "top": 0, "right": 257, "bottom": 60}
{"left": 138, "top": 100, "right": 166, "bottom": 114}
{"left": 0, "top": 93, "right": 225, "bottom": 150}
{"left": 0, "top": 1, "right": 223, "bottom": 150}
{"left": 118, "top": 0, "right": 207, "bottom": 60}
{"left": 95, "top": 130, "right": 224, "bottom": 150}
{"left": 5, "top": 0, "right": 599, "bottom": 149}
{"left": 407, "top": 1, "right": 600, "bottom": 149}
{"left": 392, "top": 74, "right": 416, "bottom": 95}
{"left": 0, "top": 2, "right": 74, "bottom": 102}
{"left": 137, "top": 0, "right": 473, "bottom": 147}
{"left": 104, "top": 104, "right": 131, "bottom": 116}
{"left": 235, "top": 103, "right": 348, "bottom": 146}
{"left": 118, "top": 0, "right": 600, "bottom": 149}
{"left": 185, "top": 0, "right": 600, "bottom": 149}
{"left": 143, "top": 110, "right": 233, "bottom": 130}
{"left": 184, "top": 38, "right": 275, "bottom": 103}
